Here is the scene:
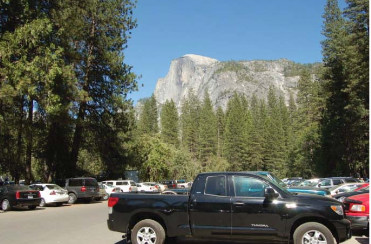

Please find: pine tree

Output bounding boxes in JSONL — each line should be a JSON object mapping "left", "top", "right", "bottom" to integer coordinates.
{"left": 216, "top": 106, "right": 225, "bottom": 158}
{"left": 137, "top": 95, "right": 158, "bottom": 135}
{"left": 160, "top": 99, "right": 179, "bottom": 147}
{"left": 198, "top": 91, "right": 217, "bottom": 161}
{"left": 224, "top": 93, "right": 249, "bottom": 171}
{"left": 180, "top": 90, "right": 200, "bottom": 156}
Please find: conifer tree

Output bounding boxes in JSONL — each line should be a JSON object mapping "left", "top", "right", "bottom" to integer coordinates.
{"left": 216, "top": 106, "right": 225, "bottom": 158}
{"left": 160, "top": 99, "right": 179, "bottom": 147}
{"left": 198, "top": 91, "right": 217, "bottom": 161}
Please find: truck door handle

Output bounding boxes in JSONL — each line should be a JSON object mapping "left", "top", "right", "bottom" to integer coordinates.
{"left": 233, "top": 202, "right": 245, "bottom": 206}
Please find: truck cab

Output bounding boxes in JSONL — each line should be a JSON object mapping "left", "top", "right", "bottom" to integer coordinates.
{"left": 108, "top": 172, "right": 351, "bottom": 244}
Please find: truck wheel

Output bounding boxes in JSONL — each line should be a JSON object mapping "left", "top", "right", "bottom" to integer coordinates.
{"left": 132, "top": 219, "right": 165, "bottom": 244}
{"left": 68, "top": 193, "right": 77, "bottom": 204}
{"left": 294, "top": 222, "right": 334, "bottom": 244}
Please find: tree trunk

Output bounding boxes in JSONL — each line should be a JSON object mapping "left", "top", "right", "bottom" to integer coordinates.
{"left": 70, "top": 102, "right": 86, "bottom": 174}
{"left": 25, "top": 98, "right": 34, "bottom": 184}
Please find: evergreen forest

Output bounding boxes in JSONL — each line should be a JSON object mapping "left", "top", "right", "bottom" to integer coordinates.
{"left": 0, "top": 0, "right": 368, "bottom": 183}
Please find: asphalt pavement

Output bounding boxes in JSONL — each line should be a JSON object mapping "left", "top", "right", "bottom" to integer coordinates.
{"left": 0, "top": 200, "right": 368, "bottom": 244}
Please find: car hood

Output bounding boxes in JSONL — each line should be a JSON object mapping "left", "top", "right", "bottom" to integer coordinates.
{"left": 292, "top": 192, "right": 340, "bottom": 204}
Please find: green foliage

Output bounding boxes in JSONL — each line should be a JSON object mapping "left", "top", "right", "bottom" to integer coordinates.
{"left": 215, "top": 61, "right": 248, "bottom": 74}
{"left": 160, "top": 99, "right": 179, "bottom": 146}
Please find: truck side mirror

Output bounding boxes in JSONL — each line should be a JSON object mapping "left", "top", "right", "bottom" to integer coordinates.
{"left": 264, "top": 187, "right": 278, "bottom": 200}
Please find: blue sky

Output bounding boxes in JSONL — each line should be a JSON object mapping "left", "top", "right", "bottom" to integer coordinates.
{"left": 125, "top": 0, "right": 346, "bottom": 103}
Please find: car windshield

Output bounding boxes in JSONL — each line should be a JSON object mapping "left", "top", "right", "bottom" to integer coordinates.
{"left": 46, "top": 184, "right": 63, "bottom": 190}
{"left": 299, "top": 180, "right": 318, "bottom": 187}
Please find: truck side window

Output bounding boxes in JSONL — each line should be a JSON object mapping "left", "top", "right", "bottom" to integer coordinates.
{"left": 205, "top": 176, "right": 226, "bottom": 196}
{"left": 233, "top": 176, "right": 268, "bottom": 197}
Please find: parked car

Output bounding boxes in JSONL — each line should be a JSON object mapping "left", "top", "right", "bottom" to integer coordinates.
{"left": 334, "top": 186, "right": 369, "bottom": 202}
{"left": 176, "top": 179, "right": 188, "bottom": 188}
{"left": 249, "top": 171, "right": 331, "bottom": 196}
{"left": 96, "top": 183, "right": 109, "bottom": 201}
{"left": 155, "top": 183, "right": 168, "bottom": 192}
{"left": 317, "top": 177, "right": 359, "bottom": 189}
{"left": 160, "top": 180, "right": 177, "bottom": 189}
{"left": 98, "top": 183, "right": 121, "bottom": 200}
{"left": 343, "top": 193, "right": 369, "bottom": 235}
{"left": 29, "top": 183, "right": 69, "bottom": 207}
{"left": 329, "top": 183, "right": 366, "bottom": 196}
{"left": 108, "top": 172, "right": 351, "bottom": 244}
{"left": 55, "top": 177, "right": 100, "bottom": 204}
{"left": 0, "top": 185, "right": 41, "bottom": 211}
{"left": 298, "top": 178, "right": 325, "bottom": 187}
{"left": 137, "top": 182, "right": 159, "bottom": 192}
{"left": 101, "top": 180, "right": 138, "bottom": 193}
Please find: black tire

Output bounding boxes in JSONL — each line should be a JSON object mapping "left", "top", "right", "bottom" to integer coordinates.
{"left": 293, "top": 222, "right": 334, "bottom": 244}
{"left": 39, "top": 198, "right": 46, "bottom": 207}
{"left": 28, "top": 205, "right": 37, "bottom": 210}
{"left": 131, "top": 219, "right": 165, "bottom": 244}
{"left": 95, "top": 197, "right": 102, "bottom": 201}
{"left": 68, "top": 193, "right": 77, "bottom": 204}
{"left": 1, "top": 199, "right": 12, "bottom": 211}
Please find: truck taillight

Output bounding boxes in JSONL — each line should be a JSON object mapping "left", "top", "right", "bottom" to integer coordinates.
{"left": 108, "top": 197, "right": 119, "bottom": 207}
{"left": 81, "top": 186, "right": 86, "bottom": 192}
{"left": 38, "top": 191, "right": 41, "bottom": 198}
{"left": 16, "top": 191, "right": 20, "bottom": 199}
{"left": 173, "top": 184, "right": 176, "bottom": 188}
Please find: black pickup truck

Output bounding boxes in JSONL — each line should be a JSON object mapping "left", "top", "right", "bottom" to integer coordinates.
{"left": 107, "top": 172, "right": 351, "bottom": 244}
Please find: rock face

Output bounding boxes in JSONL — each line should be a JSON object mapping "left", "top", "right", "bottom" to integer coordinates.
{"left": 153, "top": 54, "right": 317, "bottom": 111}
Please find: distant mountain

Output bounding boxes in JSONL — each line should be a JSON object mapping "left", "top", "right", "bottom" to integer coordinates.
{"left": 141, "top": 54, "right": 321, "bottom": 113}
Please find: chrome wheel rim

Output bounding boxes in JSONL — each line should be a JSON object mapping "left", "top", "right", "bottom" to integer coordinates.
{"left": 2, "top": 200, "right": 9, "bottom": 210}
{"left": 137, "top": 226, "right": 157, "bottom": 244}
{"left": 302, "top": 230, "right": 327, "bottom": 244}
{"left": 68, "top": 194, "right": 76, "bottom": 204}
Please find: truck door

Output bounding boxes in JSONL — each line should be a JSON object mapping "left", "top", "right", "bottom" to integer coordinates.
{"left": 189, "top": 175, "right": 231, "bottom": 238}
{"left": 230, "top": 175, "right": 287, "bottom": 242}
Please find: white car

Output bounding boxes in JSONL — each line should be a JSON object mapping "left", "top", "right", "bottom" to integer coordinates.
{"left": 30, "top": 183, "right": 69, "bottom": 207}
{"left": 101, "top": 180, "right": 138, "bottom": 193}
{"left": 155, "top": 183, "right": 168, "bottom": 192}
{"left": 137, "top": 182, "right": 160, "bottom": 192}
{"left": 329, "top": 183, "right": 365, "bottom": 196}
{"left": 99, "top": 184, "right": 121, "bottom": 200}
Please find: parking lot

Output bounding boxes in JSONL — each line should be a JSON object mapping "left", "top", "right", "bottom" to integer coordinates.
{"left": 0, "top": 200, "right": 368, "bottom": 244}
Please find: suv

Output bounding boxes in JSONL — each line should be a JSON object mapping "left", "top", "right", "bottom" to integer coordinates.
{"left": 101, "top": 180, "right": 138, "bottom": 193}
{"left": 56, "top": 177, "right": 99, "bottom": 204}
{"left": 160, "top": 180, "right": 177, "bottom": 189}
{"left": 317, "top": 177, "right": 359, "bottom": 189}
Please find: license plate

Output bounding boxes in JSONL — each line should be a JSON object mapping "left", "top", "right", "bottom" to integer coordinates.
{"left": 28, "top": 195, "right": 33, "bottom": 199}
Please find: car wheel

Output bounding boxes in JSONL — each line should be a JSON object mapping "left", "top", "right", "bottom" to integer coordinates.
{"left": 293, "top": 222, "right": 334, "bottom": 244}
{"left": 28, "top": 205, "right": 37, "bottom": 210}
{"left": 132, "top": 219, "right": 165, "bottom": 244}
{"left": 68, "top": 193, "right": 77, "bottom": 204}
{"left": 39, "top": 198, "right": 46, "bottom": 207}
{"left": 95, "top": 197, "right": 102, "bottom": 201}
{"left": 1, "top": 199, "right": 12, "bottom": 211}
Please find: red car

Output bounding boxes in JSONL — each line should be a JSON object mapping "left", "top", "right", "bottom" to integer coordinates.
{"left": 354, "top": 183, "right": 369, "bottom": 191}
{"left": 343, "top": 193, "right": 369, "bottom": 235}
